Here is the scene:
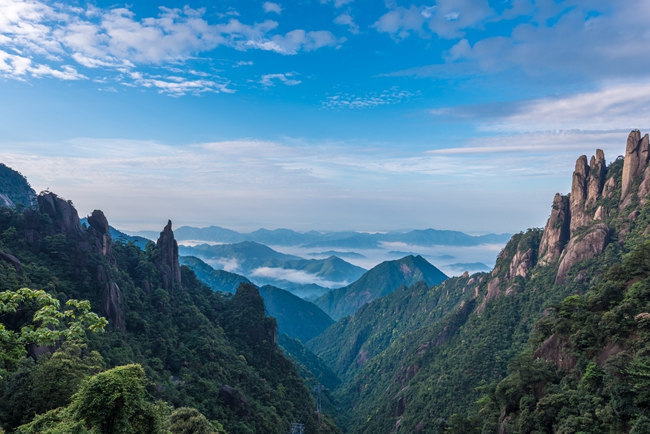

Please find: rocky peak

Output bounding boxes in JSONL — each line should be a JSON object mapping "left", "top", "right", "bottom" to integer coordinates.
{"left": 154, "top": 220, "right": 182, "bottom": 290}
{"left": 585, "top": 149, "right": 606, "bottom": 209}
{"left": 87, "top": 210, "right": 112, "bottom": 256}
{"left": 570, "top": 155, "right": 591, "bottom": 233}
{"left": 621, "top": 130, "right": 650, "bottom": 208}
{"left": 538, "top": 193, "right": 571, "bottom": 266}
{"left": 37, "top": 192, "right": 82, "bottom": 237}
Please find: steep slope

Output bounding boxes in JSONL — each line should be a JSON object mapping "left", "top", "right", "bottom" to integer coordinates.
{"left": 179, "top": 255, "right": 251, "bottom": 293}
{"left": 0, "top": 191, "right": 340, "bottom": 434}
{"left": 0, "top": 163, "right": 36, "bottom": 208}
{"left": 307, "top": 275, "right": 480, "bottom": 380}
{"left": 314, "top": 255, "right": 448, "bottom": 320}
{"left": 321, "top": 130, "right": 650, "bottom": 433}
{"left": 258, "top": 285, "right": 335, "bottom": 343}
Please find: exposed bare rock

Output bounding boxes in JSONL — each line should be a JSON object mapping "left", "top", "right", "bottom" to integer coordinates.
{"left": 101, "top": 282, "right": 125, "bottom": 331}
{"left": 596, "top": 341, "right": 624, "bottom": 366}
{"left": 538, "top": 194, "right": 571, "bottom": 266}
{"left": 556, "top": 223, "right": 609, "bottom": 284}
{"left": 602, "top": 176, "right": 617, "bottom": 199}
{"left": 509, "top": 248, "right": 533, "bottom": 279}
{"left": 37, "top": 192, "right": 82, "bottom": 237}
{"left": 533, "top": 333, "right": 576, "bottom": 370}
{"left": 621, "top": 130, "right": 650, "bottom": 207}
{"left": 638, "top": 165, "right": 650, "bottom": 206}
{"left": 154, "top": 220, "right": 182, "bottom": 290}
{"left": 477, "top": 277, "right": 501, "bottom": 313}
{"left": 585, "top": 149, "right": 606, "bottom": 209}
{"left": 570, "top": 155, "right": 590, "bottom": 233}
{"left": 395, "top": 396, "right": 407, "bottom": 417}
{"left": 0, "top": 251, "right": 21, "bottom": 272}
{"left": 628, "top": 210, "right": 640, "bottom": 221}
{"left": 594, "top": 205, "right": 606, "bottom": 221}
{"left": 87, "top": 210, "right": 112, "bottom": 256}
{"left": 219, "top": 385, "right": 251, "bottom": 418}
{"left": 97, "top": 264, "right": 125, "bottom": 330}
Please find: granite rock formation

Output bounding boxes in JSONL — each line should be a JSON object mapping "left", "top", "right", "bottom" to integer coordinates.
{"left": 621, "top": 130, "right": 650, "bottom": 208}
{"left": 154, "top": 220, "right": 182, "bottom": 291}
{"left": 555, "top": 223, "right": 609, "bottom": 284}
{"left": 538, "top": 194, "right": 571, "bottom": 266}
{"left": 37, "top": 192, "right": 82, "bottom": 237}
{"left": 570, "top": 155, "right": 591, "bottom": 233}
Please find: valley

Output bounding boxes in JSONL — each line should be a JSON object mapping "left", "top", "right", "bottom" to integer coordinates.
{"left": 3, "top": 130, "right": 650, "bottom": 433}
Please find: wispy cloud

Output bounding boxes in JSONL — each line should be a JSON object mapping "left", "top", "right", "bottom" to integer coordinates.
{"left": 260, "top": 72, "right": 301, "bottom": 86}
{"left": 322, "top": 87, "right": 416, "bottom": 109}
{"left": 430, "top": 82, "right": 650, "bottom": 133}
{"left": 251, "top": 266, "right": 347, "bottom": 287}
{"left": 0, "top": 0, "right": 341, "bottom": 90}
{"left": 334, "top": 13, "right": 360, "bottom": 34}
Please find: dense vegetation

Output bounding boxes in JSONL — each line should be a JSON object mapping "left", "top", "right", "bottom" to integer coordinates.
{"left": 314, "top": 255, "right": 448, "bottom": 320}
{"left": 0, "top": 164, "right": 35, "bottom": 209}
{"left": 179, "top": 256, "right": 250, "bottom": 294}
{"left": 0, "top": 193, "right": 340, "bottom": 434}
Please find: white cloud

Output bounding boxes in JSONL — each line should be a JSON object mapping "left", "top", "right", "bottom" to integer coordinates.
{"left": 0, "top": 49, "right": 85, "bottom": 80}
{"left": 334, "top": 13, "right": 360, "bottom": 34}
{"left": 430, "top": 82, "right": 650, "bottom": 133}
{"left": 323, "top": 87, "right": 416, "bottom": 109}
{"left": 373, "top": 5, "right": 426, "bottom": 39}
{"left": 251, "top": 266, "right": 348, "bottom": 287}
{"left": 0, "top": 0, "right": 342, "bottom": 90}
{"left": 233, "top": 60, "right": 253, "bottom": 67}
{"left": 263, "top": 2, "right": 282, "bottom": 14}
{"left": 260, "top": 72, "right": 301, "bottom": 86}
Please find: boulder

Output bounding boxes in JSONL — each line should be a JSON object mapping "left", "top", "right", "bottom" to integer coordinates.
{"left": 538, "top": 194, "right": 571, "bottom": 266}
{"left": 87, "top": 210, "right": 112, "bottom": 257}
{"left": 621, "top": 130, "right": 650, "bottom": 207}
{"left": 0, "top": 251, "right": 21, "bottom": 272}
{"left": 556, "top": 223, "right": 609, "bottom": 284}
{"left": 533, "top": 334, "right": 576, "bottom": 370}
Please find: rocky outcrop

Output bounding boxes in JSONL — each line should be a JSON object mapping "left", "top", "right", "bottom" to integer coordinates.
{"left": 0, "top": 251, "right": 21, "bottom": 272}
{"left": 570, "top": 155, "right": 591, "bottom": 233}
{"left": 37, "top": 192, "right": 82, "bottom": 237}
{"left": 533, "top": 334, "right": 576, "bottom": 370}
{"left": 621, "top": 130, "right": 650, "bottom": 208}
{"left": 97, "top": 264, "right": 125, "bottom": 330}
{"left": 556, "top": 223, "right": 609, "bottom": 284}
{"left": 509, "top": 249, "right": 533, "bottom": 279}
{"left": 219, "top": 385, "right": 251, "bottom": 418}
{"left": 154, "top": 220, "right": 182, "bottom": 290}
{"left": 638, "top": 165, "right": 650, "bottom": 206}
{"left": 87, "top": 210, "right": 112, "bottom": 257}
{"left": 586, "top": 150, "right": 606, "bottom": 209}
{"left": 538, "top": 194, "right": 571, "bottom": 266}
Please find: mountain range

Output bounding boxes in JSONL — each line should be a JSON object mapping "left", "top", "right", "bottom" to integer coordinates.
{"left": 133, "top": 226, "right": 511, "bottom": 248}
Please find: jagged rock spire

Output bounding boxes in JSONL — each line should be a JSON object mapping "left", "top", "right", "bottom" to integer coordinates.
{"left": 37, "top": 192, "right": 82, "bottom": 237}
{"left": 155, "top": 220, "right": 182, "bottom": 290}
{"left": 621, "top": 130, "right": 650, "bottom": 207}
{"left": 586, "top": 149, "right": 606, "bottom": 209}
{"left": 538, "top": 193, "right": 571, "bottom": 266}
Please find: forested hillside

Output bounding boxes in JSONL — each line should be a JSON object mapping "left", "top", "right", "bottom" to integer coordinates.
{"left": 312, "top": 130, "right": 650, "bottom": 433}
{"left": 0, "top": 192, "right": 340, "bottom": 434}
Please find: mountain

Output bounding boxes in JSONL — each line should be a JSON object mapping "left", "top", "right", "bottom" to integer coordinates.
{"left": 0, "top": 191, "right": 341, "bottom": 434}
{"left": 179, "top": 255, "right": 251, "bottom": 293}
{"left": 81, "top": 217, "right": 152, "bottom": 250}
{"left": 258, "top": 285, "right": 335, "bottom": 343}
{"left": 179, "top": 241, "right": 300, "bottom": 270}
{"left": 134, "top": 225, "right": 511, "bottom": 248}
{"left": 179, "top": 242, "right": 364, "bottom": 298}
{"left": 306, "top": 250, "right": 367, "bottom": 259}
{"left": 0, "top": 163, "right": 36, "bottom": 208}
{"left": 178, "top": 256, "right": 334, "bottom": 343}
{"left": 311, "top": 130, "right": 650, "bottom": 433}
{"left": 314, "top": 255, "right": 448, "bottom": 320}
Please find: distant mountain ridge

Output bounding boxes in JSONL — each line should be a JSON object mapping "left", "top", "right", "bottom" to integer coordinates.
{"left": 314, "top": 255, "right": 448, "bottom": 320}
{"left": 133, "top": 226, "right": 511, "bottom": 248}
{"left": 179, "top": 241, "right": 366, "bottom": 298}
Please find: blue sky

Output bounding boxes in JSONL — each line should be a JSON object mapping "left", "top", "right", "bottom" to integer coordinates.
{"left": 1, "top": 0, "right": 650, "bottom": 233}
